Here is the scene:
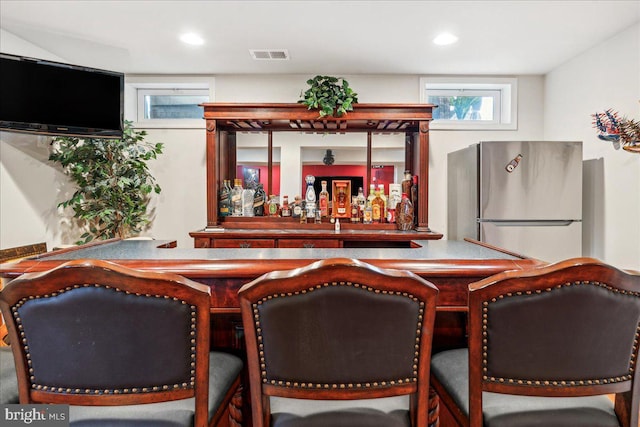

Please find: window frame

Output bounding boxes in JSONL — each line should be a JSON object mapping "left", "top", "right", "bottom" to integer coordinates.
{"left": 420, "top": 77, "right": 517, "bottom": 130}
{"left": 124, "top": 76, "right": 214, "bottom": 129}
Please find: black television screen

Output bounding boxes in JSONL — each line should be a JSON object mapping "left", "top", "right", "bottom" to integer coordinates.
{"left": 0, "top": 53, "right": 124, "bottom": 138}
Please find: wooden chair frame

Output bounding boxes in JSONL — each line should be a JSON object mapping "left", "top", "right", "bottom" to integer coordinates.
{"left": 0, "top": 259, "right": 222, "bottom": 427}
{"left": 239, "top": 257, "right": 439, "bottom": 427}
{"left": 467, "top": 257, "right": 640, "bottom": 427}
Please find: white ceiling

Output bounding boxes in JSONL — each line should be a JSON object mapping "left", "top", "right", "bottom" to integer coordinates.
{"left": 1, "top": 0, "right": 639, "bottom": 76}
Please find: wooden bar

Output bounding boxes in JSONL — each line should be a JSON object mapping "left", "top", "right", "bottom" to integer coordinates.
{"left": 0, "top": 238, "right": 544, "bottom": 353}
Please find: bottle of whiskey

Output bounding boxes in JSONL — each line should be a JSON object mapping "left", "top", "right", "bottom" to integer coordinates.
{"left": 253, "top": 183, "right": 265, "bottom": 216}
{"left": 219, "top": 179, "right": 231, "bottom": 217}
{"left": 231, "top": 179, "right": 243, "bottom": 217}
{"left": 367, "top": 183, "right": 376, "bottom": 204}
{"left": 377, "top": 184, "right": 388, "bottom": 221}
{"left": 318, "top": 180, "right": 330, "bottom": 218}
{"left": 371, "top": 188, "right": 384, "bottom": 223}
{"left": 267, "top": 194, "right": 279, "bottom": 217}
{"left": 280, "top": 195, "right": 291, "bottom": 217}
{"left": 350, "top": 196, "right": 359, "bottom": 222}
{"left": 401, "top": 170, "right": 412, "bottom": 196}
{"left": 336, "top": 185, "right": 348, "bottom": 217}
{"left": 292, "top": 195, "right": 302, "bottom": 219}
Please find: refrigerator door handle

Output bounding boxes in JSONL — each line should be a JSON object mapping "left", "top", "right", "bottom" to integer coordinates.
{"left": 477, "top": 219, "right": 580, "bottom": 227}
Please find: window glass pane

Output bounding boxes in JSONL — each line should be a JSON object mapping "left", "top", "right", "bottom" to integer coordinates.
{"left": 143, "top": 94, "right": 208, "bottom": 119}
{"left": 427, "top": 95, "right": 494, "bottom": 121}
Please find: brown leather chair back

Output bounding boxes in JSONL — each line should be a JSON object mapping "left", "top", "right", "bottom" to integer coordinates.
{"left": 0, "top": 259, "right": 212, "bottom": 426}
{"left": 468, "top": 257, "right": 640, "bottom": 427}
{"left": 239, "top": 257, "right": 439, "bottom": 427}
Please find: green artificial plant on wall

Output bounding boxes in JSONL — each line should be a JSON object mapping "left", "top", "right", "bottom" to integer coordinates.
{"left": 299, "top": 75, "right": 358, "bottom": 117}
{"left": 49, "top": 121, "right": 163, "bottom": 244}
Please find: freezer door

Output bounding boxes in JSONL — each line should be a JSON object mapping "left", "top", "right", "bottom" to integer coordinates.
{"left": 480, "top": 220, "right": 582, "bottom": 263}
{"left": 480, "top": 141, "right": 582, "bottom": 220}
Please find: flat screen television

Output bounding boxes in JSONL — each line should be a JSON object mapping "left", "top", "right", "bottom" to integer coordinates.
{"left": 0, "top": 53, "right": 124, "bottom": 138}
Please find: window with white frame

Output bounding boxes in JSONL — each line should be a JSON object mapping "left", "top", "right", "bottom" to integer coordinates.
{"left": 124, "top": 78, "right": 214, "bottom": 128}
{"left": 138, "top": 88, "right": 209, "bottom": 121}
{"left": 420, "top": 77, "right": 517, "bottom": 130}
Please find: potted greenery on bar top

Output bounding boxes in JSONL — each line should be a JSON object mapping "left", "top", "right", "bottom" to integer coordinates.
{"left": 299, "top": 75, "right": 358, "bottom": 118}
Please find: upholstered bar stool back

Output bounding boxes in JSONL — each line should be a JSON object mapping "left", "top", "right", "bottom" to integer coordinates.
{"left": 0, "top": 259, "right": 242, "bottom": 427}
{"left": 239, "top": 257, "right": 439, "bottom": 427}
{"left": 431, "top": 257, "right": 640, "bottom": 427}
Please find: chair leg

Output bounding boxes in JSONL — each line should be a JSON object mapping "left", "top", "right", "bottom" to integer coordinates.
{"left": 429, "top": 386, "right": 440, "bottom": 427}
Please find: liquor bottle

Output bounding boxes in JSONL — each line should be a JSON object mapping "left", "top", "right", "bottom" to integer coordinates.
{"left": 305, "top": 175, "right": 316, "bottom": 218}
{"left": 336, "top": 185, "right": 348, "bottom": 217}
{"left": 388, "top": 183, "right": 402, "bottom": 211}
{"left": 299, "top": 201, "right": 307, "bottom": 224}
{"left": 356, "top": 187, "right": 366, "bottom": 216}
{"left": 363, "top": 200, "right": 373, "bottom": 224}
{"left": 401, "top": 170, "right": 412, "bottom": 196}
{"left": 411, "top": 175, "right": 418, "bottom": 227}
{"left": 377, "top": 184, "right": 388, "bottom": 220}
{"left": 396, "top": 192, "right": 414, "bottom": 231}
{"left": 267, "top": 195, "right": 279, "bottom": 217}
{"left": 231, "top": 178, "right": 243, "bottom": 217}
{"left": 280, "top": 195, "right": 291, "bottom": 217}
{"left": 292, "top": 195, "right": 302, "bottom": 219}
{"left": 350, "top": 196, "right": 359, "bottom": 223}
{"left": 242, "top": 187, "right": 255, "bottom": 217}
{"left": 367, "top": 183, "right": 376, "bottom": 204}
{"left": 371, "top": 188, "right": 384, "bottom": 223}
{"left": 219, "top": 179, "right": 231, "bottom": 217}
{"left": 314, "top": 209, "right": 322, "bottom": 224}
{"left": 318, "top": 180, "right": 330, "bottom": 218}
{"left": 253, "top": 183, "right": 266, "bottom": 216}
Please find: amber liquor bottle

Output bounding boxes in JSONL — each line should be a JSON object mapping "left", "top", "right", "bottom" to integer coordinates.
{"left": 371, "top": 189, "right": 384, "bottom": 223}
{"left": 350, "top": 196, "right": 360, "bottom": 223}
{"left": 319, "top": 180, "right": 330, "bottom": 217}
{"left": 336, "top": 185, "right": 348, "bottom": 216}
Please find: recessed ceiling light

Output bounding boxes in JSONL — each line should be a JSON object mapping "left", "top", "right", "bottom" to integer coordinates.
{"left": 433, "top": 33, "right": 458, "bottom": 46}
{"left": 180, "top": 33, "right": 204, "bottom": 46}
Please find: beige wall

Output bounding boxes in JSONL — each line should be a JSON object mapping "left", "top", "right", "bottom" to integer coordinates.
{"left": 544, "top": 23, "right": 640, "bottom": 270}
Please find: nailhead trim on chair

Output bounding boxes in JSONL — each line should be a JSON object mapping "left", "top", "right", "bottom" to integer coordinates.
{"left": 252, "top": 280, "right": 425, "bottom": 389}
{"left": 481, "top": 280, "right": 640, "bottom": 386}
{"left": 11, "top": 283, "right": 197, "bottom": 394}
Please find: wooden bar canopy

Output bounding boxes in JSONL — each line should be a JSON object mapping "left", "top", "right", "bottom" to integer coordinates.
{"left": 197, "top": 103, "right": 437, "bottom": 245}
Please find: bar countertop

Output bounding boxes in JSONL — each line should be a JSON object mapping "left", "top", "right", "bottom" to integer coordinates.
{"left": 0, "top": 238, "right": 542, "bottom": 280}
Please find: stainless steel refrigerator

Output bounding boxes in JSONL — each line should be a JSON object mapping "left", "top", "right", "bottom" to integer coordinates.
{"left": 448, "top": 141, "right": 582, "bottom": 262}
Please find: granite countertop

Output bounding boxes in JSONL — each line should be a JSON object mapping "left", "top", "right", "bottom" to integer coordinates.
{"left": 41, "top": 239, "right": 519, "bottom": 261}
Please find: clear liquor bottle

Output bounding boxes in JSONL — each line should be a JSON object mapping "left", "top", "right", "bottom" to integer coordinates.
{"left": 363, "top": 200, "right": 373, "bottom": 224}
{"left": 231, "top": 178, "right": 243, "bottom": 217}
{"left": 242, "top": 187, "right": 255, "bottom": 217}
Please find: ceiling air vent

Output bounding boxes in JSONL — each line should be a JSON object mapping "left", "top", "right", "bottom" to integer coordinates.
{"left": 250, "top": 49, "right": 289, "bottom": 60}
